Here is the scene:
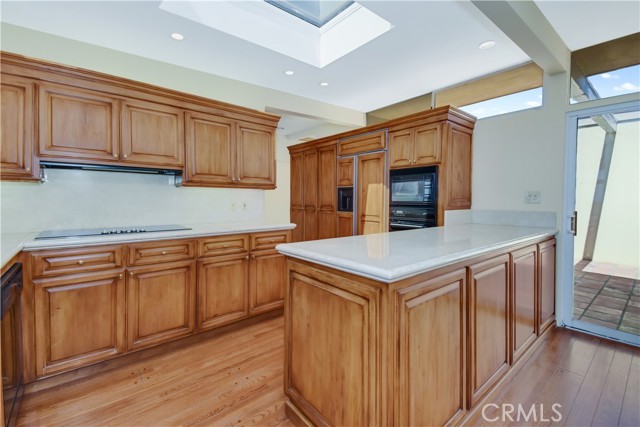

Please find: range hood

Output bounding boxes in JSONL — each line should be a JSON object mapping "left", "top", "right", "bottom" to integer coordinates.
{"left": 40, "top": 161, "right": 182, "bottom": 175}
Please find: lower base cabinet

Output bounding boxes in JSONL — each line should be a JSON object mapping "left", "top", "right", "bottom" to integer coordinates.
{"left": 284, "top": 237, "right": 556, "bottom": 427}
{"left": 126, "top": 260, "right": 196, "bottom": 351}
{"left": 249, "top": 249, "right": 286, "bottom": 315}
{"left": 33, "top": 270, "right": 126, "bottom": 377}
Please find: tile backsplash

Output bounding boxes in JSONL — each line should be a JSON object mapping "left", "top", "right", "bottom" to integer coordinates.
{"left": 0, "top": 169, "right": 264, "bottom": 233}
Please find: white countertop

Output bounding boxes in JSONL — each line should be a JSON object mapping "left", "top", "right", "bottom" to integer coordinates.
{"left": 1, "top": 221, "right": 295, "bottom": 269}
{"left": 276, "top": 224, "right": 556, "bottom": 283}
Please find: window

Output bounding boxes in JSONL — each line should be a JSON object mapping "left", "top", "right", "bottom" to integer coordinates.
{"left": 264, "top": 0, "right": 354, "bottom": 27}
{"left": 458, "top": 87, "right": 543, "bottom": 119}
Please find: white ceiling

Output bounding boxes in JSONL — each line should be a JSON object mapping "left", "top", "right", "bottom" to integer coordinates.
{"left": 1, "top": 1, "right": 638, "bottom": 117}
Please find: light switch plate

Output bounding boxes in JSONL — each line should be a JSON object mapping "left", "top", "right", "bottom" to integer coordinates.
{"left": 524, "top": 190, "right": 541, "bottom": 204}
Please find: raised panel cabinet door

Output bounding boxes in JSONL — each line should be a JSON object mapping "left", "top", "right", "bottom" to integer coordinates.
{"left": 121, "top": 99, "right": 184, "bottom": 168}
{"left": 318, "top": 210, "right": 337, "bottom": 240}
{"left": 303, "top": 150, "right": 318, "bottom": 209}
{"left": 33, "top": 270, "right": 125, "bottom": 376}
{"left": 236, "top": 122, "right": 275, "bottom": 187}
{"left": 468, "top": 254, "right": 510, "bottom": 407}
{"left": 303, "top": 209, "right": 318, "bottom": 242}
{"left": 249, "top": 250, "right": 285, "bottom": 315}
{"left": 388, "top": 129, "right": 414, "bottom": 169}
{"left": 337, "top": 157, "right": 354, "bottom": 187}
{"left": 38, "top": 83, "right": 119, "bottom": 162}
{"left": 338, "top": 130, "right": 386, "bottom": 156}
{"left": 337, "top": 212, "right": 354, "bottom": 237}
{"left": 286, "top": 266, "right": 381, "bottom": 427}
{"left": 318, "top": 145, "right": 337, "bottom": 212}
{"left": 0, "top": 75, "right": 38, "bottom": 180}
{"left": 413, "top": 123, "right": 442, "bottom": 166}
{"left": 126, "top": 260, "right": 196, "bottom": 351}
{"left": 197, "top": 253, "right": 249, "bottom": 331}
{"left": 290, "top": 209, "right": 304, "bottom": 243}
{"left": 444, "top": 123, "right": 473, "bottom": 210}
{"left": 184, "top": 111, "right": 235, "bottom": 185}
{"left": 290, "top": 153, "right": 304, "bottom": 210}
{"left": 511, "top": 246, "right": 537, "bottom": 363}
{"left": 538, "top": 238, "right": 556, "bottom": 334}
{"left": 357, "top": 151, "right": 387, "bottom": 235}
{"left": 396, "top": 269, "right": 467, "bottom": 427}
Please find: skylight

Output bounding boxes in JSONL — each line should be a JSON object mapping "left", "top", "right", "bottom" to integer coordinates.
{"left": 265, "top": 1, "right": 354, "bottom": 27}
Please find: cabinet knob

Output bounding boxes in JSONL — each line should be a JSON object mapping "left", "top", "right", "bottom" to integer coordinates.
{"left": 77, "top": 260, "right": 85, "bottom": 265}
{"left": 123, "top": 154, "right": 128, "bottom": 160}
{"left": 161, "top": 251, "right": 167, "bottom": 255}
{"left": 113, "top": 153, "right": 118, "bottom": 159}
{"left": 223, "top": 244, "right": 229, "bottom": 248}
{"left": 245, "top": 255, "right": 249, "bottom": 260}
{"left": 129, "top": 271, "right": 134, "bottom": 278}
{"left": 26, "top": 168, "right": 31, "bottom": 173}
{"left": 251, "top": 254, "right": 256, "bottom": 259}
{"left": 118, "top": 273, "right": 123, "bottom": 280}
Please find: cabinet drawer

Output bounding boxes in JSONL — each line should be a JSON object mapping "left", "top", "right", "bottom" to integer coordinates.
{"left": 251, "top": 231, "right": 289, "bottom": 251}
{"left": 199, "top": 235, "right": 249, "bottom": 258}
{"left": 32, "top": 246, "right": 124, "bottom": 278}
{"left": 127, "top": 240, "right": 196, "bottom": 266}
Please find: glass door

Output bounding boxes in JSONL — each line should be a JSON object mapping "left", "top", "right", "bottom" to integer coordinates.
{"left": 563, "top": 101, "right": 640, "bottom": 345}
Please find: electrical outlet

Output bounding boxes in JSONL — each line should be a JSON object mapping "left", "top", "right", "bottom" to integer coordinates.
{"left": 230, "top": 201, "right": 237, "bottom": 211}
{"left": 524, "top": 190, "right": 541, "bottom": 204}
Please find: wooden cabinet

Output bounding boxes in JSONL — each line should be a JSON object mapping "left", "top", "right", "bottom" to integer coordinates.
{"left": 337, "top": 157, "right": 354, "bottom": 187}
{"left": 127, "top": 240, "right": 195, "bottom": 266}
{"left": 290, "top": 153, "right": 304, "bottom": 242}
{"left": 357, "top": 151, "right": 387, "bottom": 235}
{"left": 303, "top": 150, "right": 318, "bottom": 241}
{"left": 32, "top": 245, "right": 124, "bottom": 278}
{"left": 126, "top": 260, "right": 196, "bottom": 351}
{"left": 442, "top": 123, "right": 473, "bottom": 211}
{"left": 38, "top": 82, "right": 119, "bottom": 163}
{"left": 389, "top": 123, "right": 442, "bottom": 169}
{"left": 396, "top": 269, "right": 467, "bottom": 427}
{"left": 337, "top": 212, "right": 354, "bottom": 237}
{"left": 538, "top": 238, "right": 556, "bottom": 334}
{"left": 317, "top": 145, "right": 337, "bottom": 240}
{"left": 236, "top": 122, "right": 276, "bottom": 188}
{"left": 184, "top": 111, "right": 235, "bottom": 186}
{"left": 468, "top": 254, "right": 510, "bottom": 407}
{"left": 33, "top": 270, "right": 126, "bottom": 376}
{"left": 338, "top": 130, "right": 386, "bottom": 156}
{"left": 249, "top": 249, "right": 286, "bottom": 315}
{"left": 121, "top": 99, "right": 184, "bottom": 168}
{"left": 0, "top": 74, "right": 38, "bottom": 180}
{"left": 511, "top": 245, "right": 537, "bottom": 363}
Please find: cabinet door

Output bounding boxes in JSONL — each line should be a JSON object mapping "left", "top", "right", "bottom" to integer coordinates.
{"left": 444, "top": 123, "right": 473, "bottom": 210}
{"left": 338, "top": 130, "right": 386, "bottom": 156}
{"left": 396, "top": 269, "right": 467, "bottom": 427}
{"left": 127, "top": 260, "right": 196, "bottom": 351}
{"left": 413, "top": 123, "right": 442, "bottom": 166}
{"left": 388, "top": 129, "right": 414, "bottom": 169}
{"left": 337, "top": 212, "right": 354, "bottom": 237}
{"left": 34, "top": 270, "right": 125, "bottom": 376}
{"left": 468, "top": 255, "right": 510, "bottom": 407}
{"left": 121, "top": 99, "right": 184, "bottom": 167}
{"left": 290, "top": 153, "right": 305, "bottom": 242}
{"left": 357, "top": 151, "right": 387, "bottom": 235}
{"left": 511, "top": 246, "right": 537, "bottom": 363}
{"left": 303, "top": 150, "right": 318, "bottom": 241}
{"left": 38, "top": 83, "right": 119, "bottom": 162}
{"left": 184, "top": 111, "right": 235, "bottom": 185}
{"left": 236, "top": 122, "right": 275, "bottom": 187}
{"left": 197, "top": 253, "right": 249, "bottom": 331}
{"left": 318, "top": 145, "right": 337, "bottom": 240}
{"left": 249, "top": 250, "right": 285, "bottom": 315}
{"left": 337, "top": 157, "right": 354, "bottom": 187}
{"left": 1, "top": 75, "right": 38, "bottom": 180}
{"left": 538, "top": 238, "right": 556, "bottom": 334}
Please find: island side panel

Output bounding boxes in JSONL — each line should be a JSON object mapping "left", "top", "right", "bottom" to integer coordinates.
{"left": 284, "top": 260, "right": 383, "bottom": 427}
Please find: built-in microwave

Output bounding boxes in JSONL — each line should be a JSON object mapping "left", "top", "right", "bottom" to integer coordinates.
{"left": 390, "top": 166, "right": 437, "bottom": 205}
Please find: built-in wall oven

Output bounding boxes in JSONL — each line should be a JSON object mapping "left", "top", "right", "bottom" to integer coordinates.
{"left": 1, "top": 262, "right": 24, "bottom": 427}
{"left": 389, "top": 166, "right": 438, "bottom": 230}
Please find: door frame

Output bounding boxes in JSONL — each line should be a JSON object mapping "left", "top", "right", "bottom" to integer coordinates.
{"left": 561, "top": 99, "right": 640, "bottom": 346}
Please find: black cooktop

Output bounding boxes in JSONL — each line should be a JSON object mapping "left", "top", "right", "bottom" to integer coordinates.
{"left": 34, "top": 224, "right": 192, "bottom": 240}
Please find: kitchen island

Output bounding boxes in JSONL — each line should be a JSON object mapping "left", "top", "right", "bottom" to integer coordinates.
{"left": 276, "top": 224, "right": 557, "bottom": 427}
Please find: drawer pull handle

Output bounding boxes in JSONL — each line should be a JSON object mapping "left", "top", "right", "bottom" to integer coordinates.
{"left": 223, "top": 244, "right": 229, "bottom": 248}
{"left": 161, "top": 251, "right": 167, "bottom": 255}
{"left": 77, "top": 260, "right": 85, "bottom": 265}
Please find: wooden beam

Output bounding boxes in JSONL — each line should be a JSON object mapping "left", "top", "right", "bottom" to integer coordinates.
{"left": 573, "top": 33, "right": 640, "bottom": 78}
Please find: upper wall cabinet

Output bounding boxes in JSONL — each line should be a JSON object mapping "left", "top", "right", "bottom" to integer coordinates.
{"left": 0, "top": 52, "right": 279, "bottom": 188}
{"left": 38, "top": 83, "right": 120, "bottom": 163}
{"left": 121, "top": 99, "right": 184, "bottom": 168}
{"left": 0, "top": 74, "right": 39, "bottom": 181}
{"left": 389, "top": 123, "right": 442, "bottom": 169}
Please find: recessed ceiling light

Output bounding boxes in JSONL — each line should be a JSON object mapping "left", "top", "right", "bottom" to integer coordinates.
{"left": 478, "top": 40, "right": 495, "bottom": 50}
{"left": 171, "top": 33, "right": 185, "bottom": 41}
{"left": 285, "top": 70, "right": 295, "bottom": 76}
{"left": 319, "top": 82, "right": 329, "bottom": 87}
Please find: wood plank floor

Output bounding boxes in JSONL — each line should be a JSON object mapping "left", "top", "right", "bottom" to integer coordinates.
{"left": 17, "top": 315, "right": 640, "bottom": 427}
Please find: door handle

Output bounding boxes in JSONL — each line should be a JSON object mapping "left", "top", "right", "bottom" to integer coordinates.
{"left": 570, "top": 211, "right": 577, "bottom": 236}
